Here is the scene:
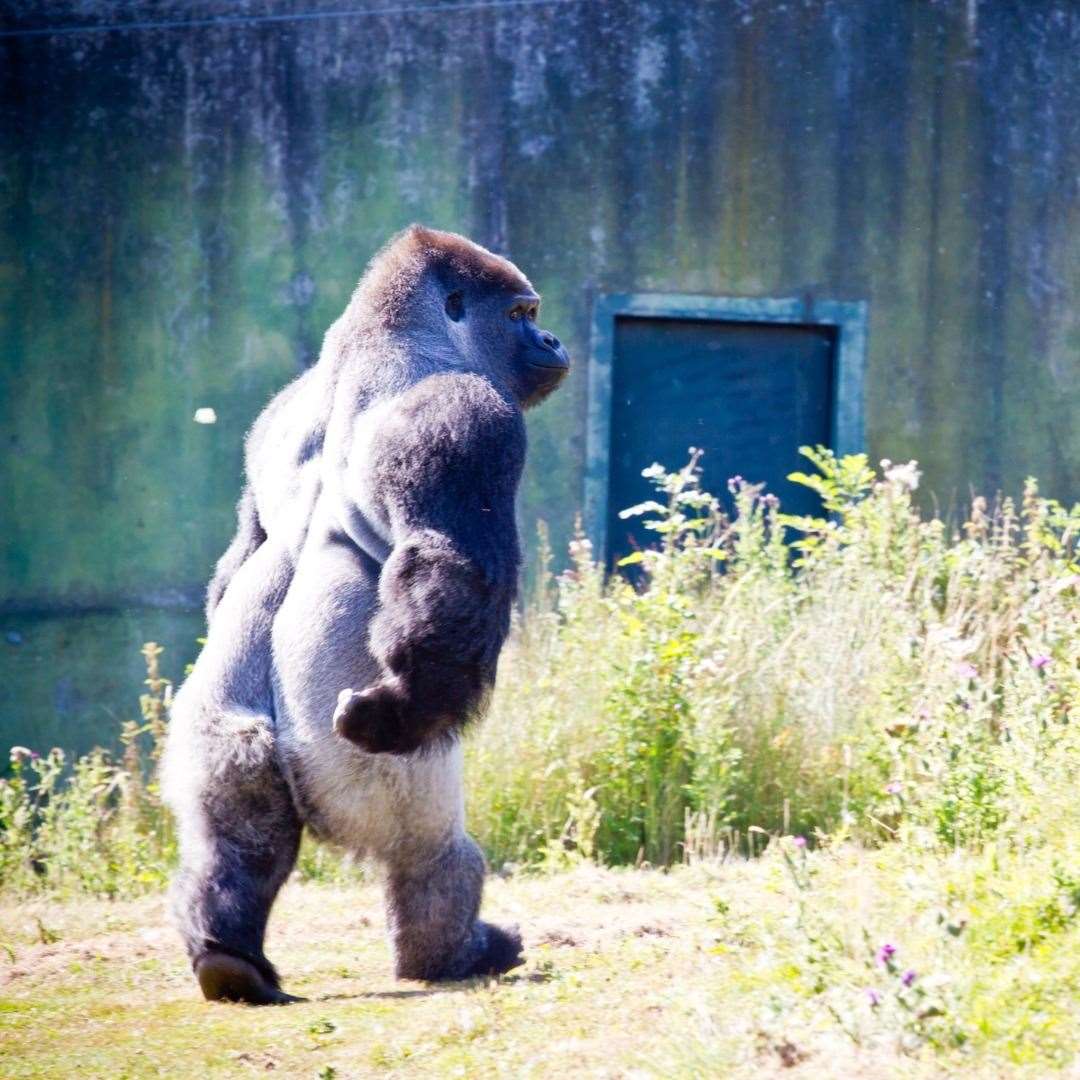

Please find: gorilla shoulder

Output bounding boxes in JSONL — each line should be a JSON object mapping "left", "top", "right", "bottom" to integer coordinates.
{"left": 369, "top": 372, "right": 526, "bottom": 541}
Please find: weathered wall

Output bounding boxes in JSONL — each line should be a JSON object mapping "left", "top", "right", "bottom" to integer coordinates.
{"left": 2, "top": 0, "right": 1079, "bottom": 752}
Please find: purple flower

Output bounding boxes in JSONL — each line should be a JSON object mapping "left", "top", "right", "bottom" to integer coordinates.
{"left": 885, "top": 781, "right": 902, "bottom": 796}
{"left": 901, "top": 969, "right": 917, "bottom": 987}
{"left": 864, "top": 987, "right": 882, "bottom": 1007}
{"left": 954, "top": 662, "right": 978, "bottom": 680}
{"left": 727, "top": 475, "right": 743, "bottom": 493}
{"left": 1030, "top": 655, "right": 1051, "bottom": 670}
{"left": 792, "top": 835, "right": 807, "bottom": 849}
{"left": 876, "top": 942, "right": 897, "bottom": 966}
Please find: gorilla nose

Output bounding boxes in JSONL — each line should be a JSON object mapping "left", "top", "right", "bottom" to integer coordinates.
{"left": 540, "top": 331, "right": 560, "bottom": 350}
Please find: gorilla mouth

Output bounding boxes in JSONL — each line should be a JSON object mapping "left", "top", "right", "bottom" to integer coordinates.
{"left": 525, "top": 347, "right": 570, "bottom": 372}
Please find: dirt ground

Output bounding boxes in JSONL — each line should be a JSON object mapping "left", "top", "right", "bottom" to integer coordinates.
{"left": 0, "top": 862, "right": 1021, "bottom": 1078}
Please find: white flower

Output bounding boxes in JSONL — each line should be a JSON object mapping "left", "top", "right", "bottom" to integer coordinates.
{"left": 884, "top": 459, "right": 921, "bottom": 492}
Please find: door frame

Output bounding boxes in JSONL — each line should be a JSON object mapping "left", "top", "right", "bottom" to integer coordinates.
{"left": 584, "top": 293, "right": 869, "bottom": 558}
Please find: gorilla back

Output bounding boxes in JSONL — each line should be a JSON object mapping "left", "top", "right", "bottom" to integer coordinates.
{"left": 163, "top": 226, "right": 569, "bottom": 1003}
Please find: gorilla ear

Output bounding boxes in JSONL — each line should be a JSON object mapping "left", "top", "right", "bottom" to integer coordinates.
{"left": 445, "top": 290, "right": 465, "bottom": 322}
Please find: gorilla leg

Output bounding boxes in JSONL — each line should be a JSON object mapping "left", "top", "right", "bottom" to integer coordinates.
{"left": 385, "top": 833, "right": 523, "bottom": 981}
{"left": 170, "top": 764, "right": 302, "bottom": 1004}
{"left": 163, "top": 540, "right": 301, "bottom": 1004}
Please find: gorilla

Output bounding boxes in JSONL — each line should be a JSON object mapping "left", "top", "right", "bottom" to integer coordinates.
{"left": 162, "top": 226, "right": 569, "bottom": 1004}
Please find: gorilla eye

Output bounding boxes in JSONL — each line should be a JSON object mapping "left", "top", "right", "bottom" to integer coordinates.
{"left": 445, "top": 290, "right": 465, "bottom": 322}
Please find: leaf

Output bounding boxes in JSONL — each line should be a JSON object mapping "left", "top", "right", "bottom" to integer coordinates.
{"left": 617, "top": 551, "right": 646, "bottom": 566}
{"left": 777, "top": 513, "right": 828, "bottom": 533}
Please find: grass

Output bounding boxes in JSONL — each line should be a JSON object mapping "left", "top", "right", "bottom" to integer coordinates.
{"left": 4, "top": 847, "right": 1080, "bottom": 1078}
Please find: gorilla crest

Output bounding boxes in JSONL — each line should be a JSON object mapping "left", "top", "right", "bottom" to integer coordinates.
{"left": 162, "top": 225, "right": 569, "bottom": 1004}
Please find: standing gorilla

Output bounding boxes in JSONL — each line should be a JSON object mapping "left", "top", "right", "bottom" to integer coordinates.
{"left": 163, "top": 226, "right": 569, "bottom": 1004}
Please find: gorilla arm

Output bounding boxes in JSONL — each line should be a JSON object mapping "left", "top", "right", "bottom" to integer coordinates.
{"left": 333, "top": 373, "right": 525, "bottom": 755}
{"left": 205, "top": 487, "right": 267, "bottom": 624}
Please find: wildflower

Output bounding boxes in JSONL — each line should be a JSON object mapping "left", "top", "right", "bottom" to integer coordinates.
{"left": 901, "top": 969, "right": 917, "bottom": 987}
{"left": 1030, "top": 655, "right": 1051, "bottom": 670}
{"left": 792, "top": 836, "right": 807, "bottom": 849}
{"left": 761, "top": 493, "right": 780, "bottom": 509}
{"left": 876, "top": 942, "right": 897, "bottom": 966}
{"left": 954, "top": 661, "right": 978, "bottom": 680}
{"left": 567, "top": 537, "right": 593, "bottom": 562}
{"left": 885, "top": 781, "right": 902, "bottom": 796}
{"left": 884, "top": 459, "right": 922, "bottom": 492}
{"left": 9, "top": 746, "right": 32, "bottom": 765}
{"left": 865, "top": 987, "right": 883, "bottom": 1007}
{"left": 726, "top": 475, "right": 743, "bottom": 493}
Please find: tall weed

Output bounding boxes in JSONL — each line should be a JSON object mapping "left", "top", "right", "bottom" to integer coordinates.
{"left": 468, "top": 449, "right": 1079, "bottom": 866}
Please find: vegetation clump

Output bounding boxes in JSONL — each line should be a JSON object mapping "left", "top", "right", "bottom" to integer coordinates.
{"left": 3, "top": 449, "right": 1078, "bottom": 886}
{"left": 2, "top": 450, "right": 1079, "bottom": 1071}
{"left": 471, "top": 448, "right": 1079, "bottom": 869}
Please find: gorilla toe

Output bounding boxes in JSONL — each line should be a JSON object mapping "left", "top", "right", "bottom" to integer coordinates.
{"left": 195, "top": 952, "right": 302, "bottom": 1006}
{"left": 473, "top": 922, "right": 525, "bottom": 976}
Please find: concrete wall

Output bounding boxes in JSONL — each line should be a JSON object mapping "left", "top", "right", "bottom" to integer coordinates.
{"left": 2, "top": 0, "right": 1079, "bottom": 752}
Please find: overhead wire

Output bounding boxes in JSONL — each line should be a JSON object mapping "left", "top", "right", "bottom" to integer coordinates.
{"left": 0, "top": 0, "right": 591, "bottom": 40}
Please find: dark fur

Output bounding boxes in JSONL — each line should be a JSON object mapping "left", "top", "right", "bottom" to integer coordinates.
{"left": 164, "top": 226, "right": 564, "bottom": 1002}
{"left": 333, "top": 374, "right": 524, "bottom": 753}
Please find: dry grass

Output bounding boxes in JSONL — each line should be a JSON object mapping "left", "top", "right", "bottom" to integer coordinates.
{"left": 3, "top": 851, "right": 1074, "bottom": 1079}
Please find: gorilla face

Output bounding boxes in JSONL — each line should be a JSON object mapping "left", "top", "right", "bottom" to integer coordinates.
{"left": 441, "top": 280, "right": 570, "bottom": 409}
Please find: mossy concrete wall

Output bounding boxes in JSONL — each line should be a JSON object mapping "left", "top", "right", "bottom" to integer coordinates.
{"left": 2, "top": 0, "right": 1079, "bottom": 752}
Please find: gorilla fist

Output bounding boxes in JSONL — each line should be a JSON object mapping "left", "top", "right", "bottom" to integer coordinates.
{"left": 333, "top": 680, "right": 450, "bottom": 755}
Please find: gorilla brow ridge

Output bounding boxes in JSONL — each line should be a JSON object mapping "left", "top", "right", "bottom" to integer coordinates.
{"left": 350, "top": 224, "right": 533, "bottom": 330}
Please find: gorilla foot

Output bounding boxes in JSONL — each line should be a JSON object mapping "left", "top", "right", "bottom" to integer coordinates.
{"left": 416, "top": 921, "right": 524, "bottom": 982}
{"left": 195, "top": 952, "right": 303, "bottom": 1006}
{"left": 470, "top": 922, "right": 525, "bottom": 978}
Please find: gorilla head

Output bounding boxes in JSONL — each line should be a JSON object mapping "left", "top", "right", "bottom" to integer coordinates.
{"left": 350, "top": 225, "right": 569, "bottom": 408}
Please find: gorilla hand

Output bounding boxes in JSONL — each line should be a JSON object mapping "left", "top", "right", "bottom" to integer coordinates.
{"left": 333, "top": 679, "right": 452, "bottom": 755}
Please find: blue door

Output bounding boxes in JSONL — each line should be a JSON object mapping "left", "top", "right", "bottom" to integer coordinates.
{"left": 606, "top": 316, "right": 836, "bottom": 560}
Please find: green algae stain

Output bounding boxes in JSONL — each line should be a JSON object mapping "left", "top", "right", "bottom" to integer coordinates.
{"left": 2, "top": 2, "right": 1080, "bottom": 750}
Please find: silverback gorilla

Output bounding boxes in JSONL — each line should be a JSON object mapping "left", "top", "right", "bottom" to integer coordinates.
{"left": 162, "top": 226, "right": 570, "bottom": 1004}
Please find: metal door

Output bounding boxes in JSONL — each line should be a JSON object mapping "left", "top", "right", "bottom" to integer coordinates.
{"left": 605, "top": 316, "right": 836, "bottom": 560}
